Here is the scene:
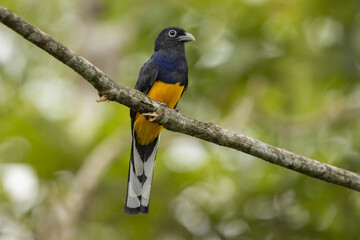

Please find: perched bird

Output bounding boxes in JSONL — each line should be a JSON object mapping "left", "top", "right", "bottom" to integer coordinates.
{"left": 125, "top": 27, "right": 195, "bottom": 215}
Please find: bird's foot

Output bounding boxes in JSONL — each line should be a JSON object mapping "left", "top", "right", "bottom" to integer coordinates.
{"left": 142, "top": 112, "right": 159, "bottom": 122}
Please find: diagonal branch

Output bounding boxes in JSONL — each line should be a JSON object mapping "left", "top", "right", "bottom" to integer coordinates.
{"left": 1, "top": 5, "right": 360, "bottom": 192}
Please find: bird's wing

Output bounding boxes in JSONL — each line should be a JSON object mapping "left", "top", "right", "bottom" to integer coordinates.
{"left": 135, "top": 57, "right": 159, "bottom": 94}
{"left": 130, "top": 57, "right": 159, "bottom": 120}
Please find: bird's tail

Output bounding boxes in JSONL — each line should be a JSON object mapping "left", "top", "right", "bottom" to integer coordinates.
{"left": 125, "top": 133, "right": 159, "bottom": 215}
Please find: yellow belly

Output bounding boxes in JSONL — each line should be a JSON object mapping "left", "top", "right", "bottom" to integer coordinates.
{"left": 134, "top": 81, "right": 185, "bottom": 145}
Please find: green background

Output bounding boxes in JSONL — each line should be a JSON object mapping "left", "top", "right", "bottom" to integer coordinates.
{"left": 1, "top": 0, "right": 360, "bottom": 239}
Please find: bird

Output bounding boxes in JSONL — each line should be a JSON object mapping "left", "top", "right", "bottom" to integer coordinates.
{"left": 125, "top": 27, "right": 195, "bottom": 215}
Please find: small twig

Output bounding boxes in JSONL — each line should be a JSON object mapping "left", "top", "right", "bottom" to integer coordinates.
{"left": 96, "top": 95, "right": 108, "bottom": 103}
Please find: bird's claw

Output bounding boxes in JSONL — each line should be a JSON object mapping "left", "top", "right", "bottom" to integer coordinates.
{"left": 142, "top": 112, "right": 159, "bottom": 122}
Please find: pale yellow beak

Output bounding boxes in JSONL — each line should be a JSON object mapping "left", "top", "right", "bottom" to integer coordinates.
{"left": 178, "top": 32, "right": 196, "bottom": 42}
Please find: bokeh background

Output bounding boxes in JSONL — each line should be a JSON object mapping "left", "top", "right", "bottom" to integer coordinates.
{"left": 1, "top": 0, "right": 360, "bottom": 239}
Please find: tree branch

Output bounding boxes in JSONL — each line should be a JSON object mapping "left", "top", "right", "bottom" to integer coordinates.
{"left": 1, "top": 5, "right": 360, "bottom": 192}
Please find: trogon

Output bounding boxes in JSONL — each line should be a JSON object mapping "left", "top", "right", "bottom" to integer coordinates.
{"left": 125, "top": 27, "right": 195, "bottom": 215}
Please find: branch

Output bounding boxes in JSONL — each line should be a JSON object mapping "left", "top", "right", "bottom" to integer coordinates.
{"left": 1, "top": 5, "right": 360, "bottom": 192}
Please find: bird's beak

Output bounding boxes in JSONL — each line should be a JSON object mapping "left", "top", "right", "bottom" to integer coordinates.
{"left": 178, "top": 32, "right": 196, "bottom": 42}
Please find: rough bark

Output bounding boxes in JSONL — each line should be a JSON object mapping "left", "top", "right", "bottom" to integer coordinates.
{"left": 1, "top": 5, "right": 360, "bottom": 192}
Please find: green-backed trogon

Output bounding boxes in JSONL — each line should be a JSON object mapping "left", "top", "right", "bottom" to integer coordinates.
{"left": 125, "top": 27, "right": 195, "bottom": 215}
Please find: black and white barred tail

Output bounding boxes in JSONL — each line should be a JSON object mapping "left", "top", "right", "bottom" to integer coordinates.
{"left": 124, "top": 132, "right": 159, "bottom": 215}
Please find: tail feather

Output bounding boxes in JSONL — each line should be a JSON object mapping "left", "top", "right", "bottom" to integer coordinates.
{"left": 125, "top": 133, "right": 159, "bottom": 215}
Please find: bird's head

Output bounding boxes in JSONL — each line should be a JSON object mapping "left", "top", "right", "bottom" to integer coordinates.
{"left": 154, "top": 27, "right": 195, "bottom": 52}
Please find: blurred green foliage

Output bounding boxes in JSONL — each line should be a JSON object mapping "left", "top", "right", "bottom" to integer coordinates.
{"left": 1, "top": 0, "right": 360, "bottom": 239}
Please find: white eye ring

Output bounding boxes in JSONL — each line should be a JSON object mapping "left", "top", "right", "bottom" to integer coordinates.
{"left": 168, "top": 30, "right": 177, "bottom": 37}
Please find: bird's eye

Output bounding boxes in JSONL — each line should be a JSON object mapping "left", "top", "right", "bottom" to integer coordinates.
{"left": 168, "top": 30, "right": 177, "bottom": 37}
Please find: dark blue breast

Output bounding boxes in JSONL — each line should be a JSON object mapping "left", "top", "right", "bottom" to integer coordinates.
{"left": 154, "top": 51, "right": 188, "bottom": 85}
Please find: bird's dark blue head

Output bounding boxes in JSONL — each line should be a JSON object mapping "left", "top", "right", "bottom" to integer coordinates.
{"left": 154, "top": 27, "right": 195, "bottom": 52}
